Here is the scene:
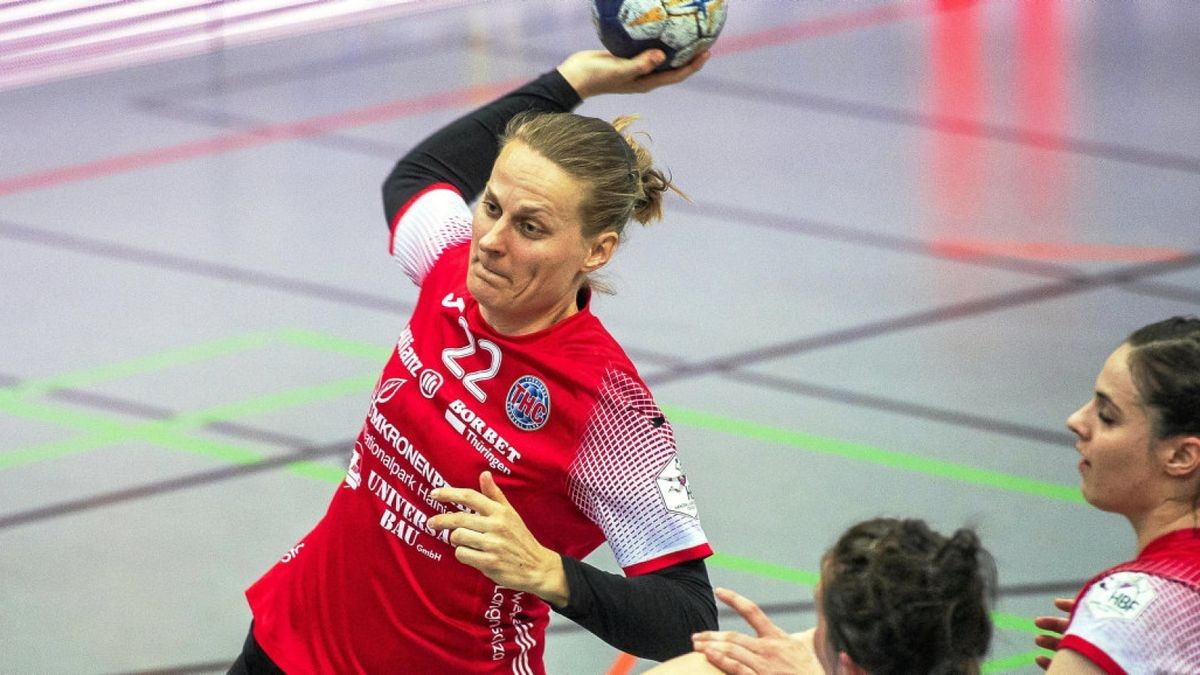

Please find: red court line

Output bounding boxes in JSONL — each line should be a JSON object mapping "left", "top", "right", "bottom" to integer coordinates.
{"left": 606, "top": 652, "right": 638, "bottom": 675}
{"left": 713, "top": 0, "right": 966, "bottom": 56}
{"left": 0, "top": 1, "right": 963, "bottom": 197}
{"left": 930, "top": 239, "right": 1190, "bottom": 263}
{"left": 0, "top": 79, "right": 518, "bottom": 197}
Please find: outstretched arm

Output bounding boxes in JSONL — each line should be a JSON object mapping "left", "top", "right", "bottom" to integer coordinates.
{"left": 690, "top": 588, "right": 821, "bottom": 674}
{"left": 380, "top": 68, "right": 580, "bottom": 226}
{"left": 381, "top": 49, "right": 708, "bottom": 225}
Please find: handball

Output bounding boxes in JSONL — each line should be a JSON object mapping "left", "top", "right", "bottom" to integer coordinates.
{"left": 592, "top": 0, "right": 727, "bottom": 70}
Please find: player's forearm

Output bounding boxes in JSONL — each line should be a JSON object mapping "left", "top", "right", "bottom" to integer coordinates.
{"left": 554, "top": 556, "right": 718, "bottom": 662}
{"left": 381, "top": 69, "right": 582, "bottom": 225}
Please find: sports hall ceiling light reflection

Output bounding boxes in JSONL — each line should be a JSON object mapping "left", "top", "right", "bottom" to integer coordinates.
{"left": 0, "top": 0, "right": 466, "bottom": 92}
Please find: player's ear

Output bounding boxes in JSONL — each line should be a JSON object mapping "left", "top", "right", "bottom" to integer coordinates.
{"left": 1163, "top": 435, "right": 1200, "bottom": 478}
{"left": 582, "top": 231, "right": 618, "bottom": 273}
{"left": 838, "top": 652, "right": 869, "bottom": 675}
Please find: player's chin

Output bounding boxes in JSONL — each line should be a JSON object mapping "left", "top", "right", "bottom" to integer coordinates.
{"left": 467, "top": 274, "right": 508, "bottom": 308}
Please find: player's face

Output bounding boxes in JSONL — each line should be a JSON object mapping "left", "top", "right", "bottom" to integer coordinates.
{"left": 1066, "top": 343, "right": 1163, "bottom": 516}
{"left": 468, "top": 141, "right": 616, "bottom": 335}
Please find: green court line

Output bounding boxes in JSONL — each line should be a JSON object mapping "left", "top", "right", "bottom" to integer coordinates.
{"left": 981, "top": 650, "right": 1053, "bottom": 673}
{"left": 0, "top": 373, "right": 375, "bottom": 472}
{"left": 990, "top": 611, "right": 1043, "bottom": 635}
{"left": 3, "top": 328, "right": 1079, "bottom": 506}
{"left": 0, "top": 329, "right": 380, "bottom": 476}
{"left": 711, "top": 547, "right": 1045, "bottom": 672}
{"left": 167, "top": 373, "right": 377, "bottom": 428}
{"left": 0, "top": 328, "right": 1063, "bottom": 673}
{"left": 0, "top": 414, "right": 266, "bottom": 471}
{"left": 709, "top": 551, "right": 1048, "bottom": 640}
{"left": 0, "top": 430, "right": 131, "bottom": 471}
{"left": 5, "top": 331, "right": 279, "bottom": 398}
{"left": 0, "top": 407, "right": 348, "bottom": 482}
{"left": 708, "top": 552, "right": 822, "bottom": 586}
{"left": 141, "top": 425, "right": 265, "bottom": 465}
{"left": 662, "top": 405, "right": 1082, "bottom": 503}
{"left": 276, "top": 328, "right": 391, "bottom": 361}
{"left": 286, "top": 460, "right": 347, "bottom": 483}
{"left": 0, "top": 392, "right": 131, "bottom": 434}
{"left": 284, "top": 330, "right": 1081, "bottom": 503}
{"left": 154, "top": 432, "right": 348, "bottom": 485}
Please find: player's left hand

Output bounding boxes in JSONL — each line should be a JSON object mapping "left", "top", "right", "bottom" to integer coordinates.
{"left": 1033, "top": 597, "right": 1076, "bottom": 670}
{"left": 428, "top": 471, "right": 569, "bottom": 607}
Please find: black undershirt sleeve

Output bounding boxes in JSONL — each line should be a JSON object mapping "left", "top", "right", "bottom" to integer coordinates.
{"left": 381, "top": 69, "right": 582, "bottom": 226}
{"left": 554, "top": 555, "right": 718, "bottom": 662}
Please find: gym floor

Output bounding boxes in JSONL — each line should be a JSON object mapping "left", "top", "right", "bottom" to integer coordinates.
{"left": 2, "top": 1, "right": 1198, "bottom": 673}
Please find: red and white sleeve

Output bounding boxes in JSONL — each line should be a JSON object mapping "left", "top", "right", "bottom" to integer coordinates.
{"left": 1060, "top": 571, "right": 1200, "bottom": 674}
{"left": 567, "top": 369, "right": 711, "bottom": 576}
{"left": 388, "top": 182, "right": 472, "bottom": 286}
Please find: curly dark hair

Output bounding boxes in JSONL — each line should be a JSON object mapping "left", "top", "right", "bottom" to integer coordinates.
{"left": 821, "top": 518, "right": 996, "bottom": 674}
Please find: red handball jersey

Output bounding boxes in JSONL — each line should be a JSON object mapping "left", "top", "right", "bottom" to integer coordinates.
{"left": 245, "top": 184, "right": 711, "bottom": 674}
{"left": 1058, "top": 528, "right": 1200, "bottom": 675}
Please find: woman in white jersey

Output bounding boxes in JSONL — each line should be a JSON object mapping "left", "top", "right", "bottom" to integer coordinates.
{"left": 1035, "top": 316, "right": 1200, "bottom": 674}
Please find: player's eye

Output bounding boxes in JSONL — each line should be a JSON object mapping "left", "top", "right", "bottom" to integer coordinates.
{"left": 1095, "top": 399, "right": 1117, "bottom": 426}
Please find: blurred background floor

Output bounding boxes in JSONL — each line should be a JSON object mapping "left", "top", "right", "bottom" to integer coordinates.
{"left": 2, "top": 1, "right": 1198, "bottom": 672}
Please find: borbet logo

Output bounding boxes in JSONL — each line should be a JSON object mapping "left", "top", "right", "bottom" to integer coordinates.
{"left": 447, "top": 399, "right": 522, "bottom": 465}
{"left": 505, "top": 375, "right": 550, "bottom": 431}
{"left": 373, "top": 377, "right": 407, "bottom": 405}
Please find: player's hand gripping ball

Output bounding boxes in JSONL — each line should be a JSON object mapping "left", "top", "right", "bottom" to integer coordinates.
{"left": 592, "top": 0, "right": 727, "bottom": 70}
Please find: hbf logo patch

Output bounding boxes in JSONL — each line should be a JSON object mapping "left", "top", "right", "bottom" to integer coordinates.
{"left": 506, "top": 375, "right": 550, "bottom": 431}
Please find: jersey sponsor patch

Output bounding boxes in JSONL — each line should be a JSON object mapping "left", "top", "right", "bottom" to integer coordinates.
{"left": 506, "top": 375, "right": 550, "bottom": 431}
{"left": 656, "top": 456, "right": 698, "bottom": 518}
{"left": 344, "top": 441, "right": 364, "bottom": 490}
{"left": 1087, "top": 571, "right": 1157, "bottom": 620}
{"left": 419, "top": 368, "right": 444, "bottom": 399}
